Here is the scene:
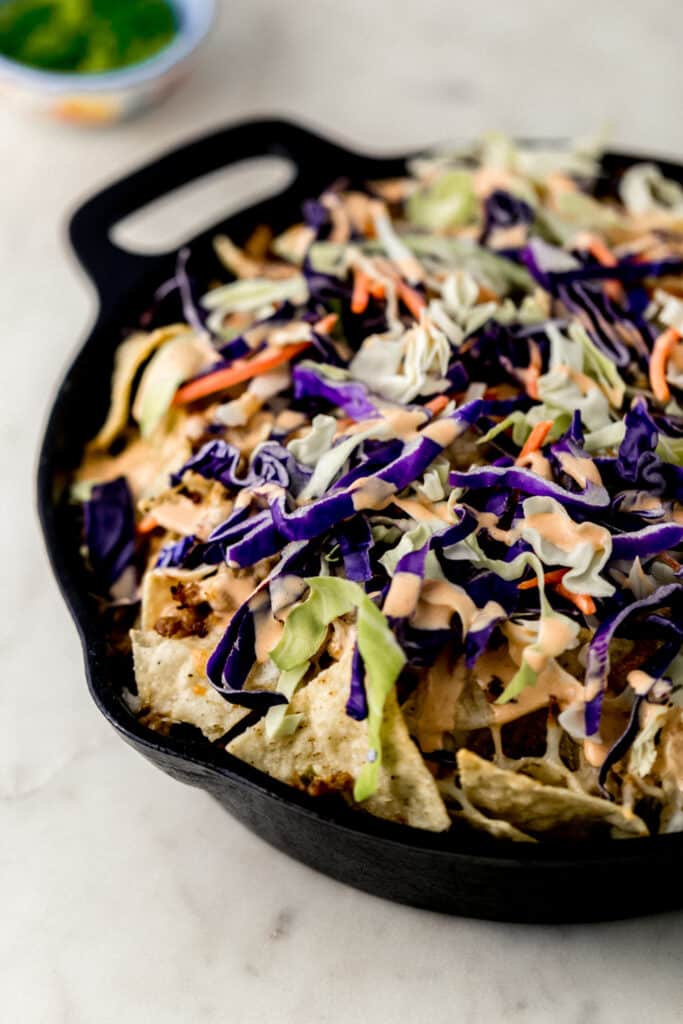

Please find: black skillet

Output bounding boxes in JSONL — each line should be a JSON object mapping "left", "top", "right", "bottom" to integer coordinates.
{"left": 37, "top": 118, "right": 683, "bottom": 923}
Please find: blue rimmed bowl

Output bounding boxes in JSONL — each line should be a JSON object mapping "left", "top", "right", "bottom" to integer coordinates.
{"left": 0, "top": 0, "right": 214, "bottom": 125}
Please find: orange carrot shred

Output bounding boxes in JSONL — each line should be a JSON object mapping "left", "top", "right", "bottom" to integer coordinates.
{"left": 351, "top": 268, "right": 371, "bottom": 314}
{"left": 517, "top": 569, "right": 568, "bottom": 590}
{"left": 173, "top": 341, "right": 312, "bottom": 406}
{"left": 658, "top": 552, "right": 681, "bottom": 571}
{"left": 555, "top": 582, "right": 596, "bottom": 616}
{"left": 367, "top": 278, "right": 386, "bottom": 300}
{"left": 137, "top": 515, "right": 159, "bottom": 535}
{"left": 574, "top": 232, "right": 624, "bottom": 303}
{"left": 525, "top": 368, "right": 540, "bottom": 400}
{"left": 650, "top": 326, "right": 681, "bottom": 404}
{"left": 313, "top": 312, "right": 338, "bottom": 334}
{"left": 517, "top": 570, "right": 596, "bottom": 615}
{"left": 425, "top": 394, "right": 450, "bottom": 416}
{"left": 515, "top": 420, "right": 554, "bottom": 464}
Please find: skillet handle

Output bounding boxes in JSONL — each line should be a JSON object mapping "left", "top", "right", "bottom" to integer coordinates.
{"left": 68, "top": 117, "right": 358, "bottom": 310}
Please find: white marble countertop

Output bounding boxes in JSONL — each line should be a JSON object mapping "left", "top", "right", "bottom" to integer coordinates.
{"left": 3, "top": 2, "right": 683, "bottom": 1020}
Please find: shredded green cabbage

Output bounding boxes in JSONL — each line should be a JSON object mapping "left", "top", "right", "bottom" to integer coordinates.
{"left": 269, "top": 577, "right": 406, "bottom": 801}
{"left": 406, "top": 170, "right": 478, "bottom": 231}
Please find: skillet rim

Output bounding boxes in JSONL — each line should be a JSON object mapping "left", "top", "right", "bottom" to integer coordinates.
{"left": 36, "top": 115, "right": 683, "bottom": 873}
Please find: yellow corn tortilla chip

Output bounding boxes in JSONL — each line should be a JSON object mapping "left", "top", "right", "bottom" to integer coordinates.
{"left": 228, "top": 633, "right": 451, "bottom": 832}
{"left": 131, "top": 629, "right": 246, "bottom": 741}
{"left": 457, "top": 749, "right": 648, "bottom": 837}
{"left": 90, "top": 325, "right": 188, "bottom": 451}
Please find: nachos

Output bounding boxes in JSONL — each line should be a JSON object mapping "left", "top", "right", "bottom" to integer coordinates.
{"left": 75, "top": 135, "right": 683, "bottom": 839}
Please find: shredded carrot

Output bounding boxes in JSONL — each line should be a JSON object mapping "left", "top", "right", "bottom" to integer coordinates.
{"left": 367, "top": 277, "right": 386, "bottom": 300}
{"left": 650, "top": 326, "right": 681, "bottom": 404}
{"left": 517, "top": 569, "right": 568, "bottom": 590}
{"left": 396, "top": 279, "right": 426, "bottom": 319}
{"left": 192, "top": 683, "right": 207, "bottom": 696}
{"left": 517, "top": 569, "right": 596, "bottom": 615}
{"left": 525, "top": 367, "right": 540, "bottom": 399}
{"left": 137, "top": 515, "right": 159, "bottom": 535}
{"left": 515, "top": 420, "right": 554, "bottom": 464}
{"left": 657, "top": 552, "right": 681, "bottom": 571}
{"left": 425, "top": 394, "right": 450, "bottom": 416}
{"left": 313, "top": 312, "right": 338, "bottom": 334}
{"left": 173, "top": 341, "right": 312, "bottom": 406}
{"left": 555, "top": 582, "right": 596, "bottom": 616}
{"left": 574, "top": 232, "right": 624, "bottom": 303}
{"left": 521, "top": 338, "right": 542, "bottom": 399}
{"left": 351, "top": 268, "right": 371, "bottom": 314}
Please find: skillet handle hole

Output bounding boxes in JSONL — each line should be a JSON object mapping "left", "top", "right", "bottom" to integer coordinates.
{"left": 111, "top": 156, "right": 295, "bottom": 256}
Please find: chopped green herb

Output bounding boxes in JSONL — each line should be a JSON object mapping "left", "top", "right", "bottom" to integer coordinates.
{"left": 0, "top": 0, "right": 177, "bottom": 73}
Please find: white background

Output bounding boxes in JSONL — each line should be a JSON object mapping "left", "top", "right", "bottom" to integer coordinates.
{"left": 2, "top": 2, "right": 683, "bottom": 1021}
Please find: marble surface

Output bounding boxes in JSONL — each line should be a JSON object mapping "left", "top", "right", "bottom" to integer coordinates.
{"left": 3, "top": 2, "right": 683, "bottom": 1020}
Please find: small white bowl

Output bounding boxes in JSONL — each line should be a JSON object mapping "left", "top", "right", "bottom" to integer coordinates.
{"left": 0, "top": 0, "right": 214, "bottom": 125}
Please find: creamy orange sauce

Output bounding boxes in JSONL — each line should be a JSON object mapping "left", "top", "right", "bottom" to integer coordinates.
{"left": 473, "top": 511, "right": 517, "bottom": 545}
{"left": 516, "top": 451, "right": 553, "bottom": 480}
{"left": 344, "top": 406, "right": 426, "bottom": 441}
{"left": 412, "top": 580, "right": 477, "bottom": 632}
{"left": 392, "top": 497, "right": 452, "bottom": 523}
{"left": 523, "top": 509, "right": 610, "bottom": 554}
{"left": 627, "top": 669, "right": 655, "bottom": 696}
{"left": 420, "top": 417, "right": 462, "bottom": 447}
{"left": 148, "top": 494, "right": 208, "bottom": 536}
{"left": 470, "top": 601, "right": 506, "bottom": 634}
{"left": 525, "top": 616, "right": 579, "bottom": 674}
{"left": 384, "top": 406, "right": 429, "bottom": 439}
{"left": 275, "top": 409, "right": 308, "bottom": 434}
{"left": 475, "top": 646, "right": 585, "bottom": 726}
{"left": 566, "top": 366, "right": 598, "bottom": 397}
{"left": 556, "top": 451, "right": 603, "bottom": 488}
{"left": 255, "top": 609, "right": 283, "bottom": 663}
{"left": 413, "top": 652, "right": 467, "bottom": 752}
{"left": 271, "top": 574, "right": 308, "bottom": 619}
{"left": 203, "top": 571, "right": 257, "bottom": 614}
{"left": 584, "top": 739, "right": 609, "bottom": 768}
{"left": 350, "top": 476, "right": 396, "bottom": 511}
{"left": 383, "top": 572, "right": 423, "bottom": 619}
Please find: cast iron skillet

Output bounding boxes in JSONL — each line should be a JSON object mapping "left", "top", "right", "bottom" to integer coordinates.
{"left": 37, "top": 118, "right": 683, "bottom": 923}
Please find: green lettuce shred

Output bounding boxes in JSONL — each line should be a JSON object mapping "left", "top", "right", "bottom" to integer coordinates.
{"left": 406, "top": 170, "right": 478, "bottom": 231}
{"left": 269, "top": 577, "right": 406, "bottom": 802}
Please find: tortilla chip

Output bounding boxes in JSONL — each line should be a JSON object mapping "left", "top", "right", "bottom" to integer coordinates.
{"left": 140, "top": 564, "right": 262, "bottom": 637}
{"left": 444, "top": 786, "right": 536, "bottom": 843}
{"left": 659, "top": 708, "right": 683, "bottom": 789}
{"left": 457, "top": 749, "right": 648, "bottom": 837}
{"left": 90, "top": 325, "right": 187, "bottom": 451}
{"left": 228, "top": 634, "right": 451, "bottom": 832}
{"left": 132, "top": 629, "right": 246, "bottom": 741}
{"left": 140, "top": 566, "right": 216, "bottom": 631}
